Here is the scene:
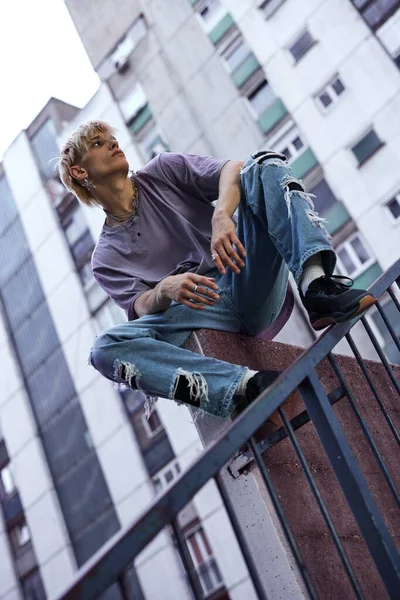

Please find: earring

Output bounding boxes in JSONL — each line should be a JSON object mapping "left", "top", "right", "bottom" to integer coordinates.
{"left": 82, "top": 178, "right": 96, "bottom": 191}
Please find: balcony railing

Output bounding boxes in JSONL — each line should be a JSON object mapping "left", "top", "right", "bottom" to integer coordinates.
{"left": 56, "top": 259, "right": 400, "bottom": 600}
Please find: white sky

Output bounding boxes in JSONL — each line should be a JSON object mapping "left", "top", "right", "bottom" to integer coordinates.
{"left": 0, "top": 0, "right": 100, "bottom": 159}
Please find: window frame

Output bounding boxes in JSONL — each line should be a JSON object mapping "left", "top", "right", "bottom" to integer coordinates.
{"left": 315, "top": 75, "right": 346, "bottom": 112}
{"left": 152, "top": 459, "right": 181, "bottom": 493}
{"left": 196, "top": 0, "right": 227, "bottom": 33}
{"left": 273, "top": 126, "right": 307, "bottom": 164}
{"left": 141, "top": 409, "right": 163, "bottom": 439}
{"left": 384, "top": 192, "right": 400, "bottom": 223}
{"left": 245, "top": 79, "right": 276, "bottom": 118}
{"left": 335, "top": 231, "right": 375, "bottom": 279}
{"left": 0, "top": 464, "right": 16, "bottom": 497}
{"left": 351, "top": 128, "right": 384, "bottom": 166}
{"left": 259, "top": 0, "right": 286, "bottom": 19}
{"left": 288, "top": 28, "right": 316, "bottom": 63}
{"left": 220, "top": 34, "right": 253, "bottom": 73}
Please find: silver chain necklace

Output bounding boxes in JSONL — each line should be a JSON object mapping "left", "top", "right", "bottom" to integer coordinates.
{"left": 103, "top": 174, "right": 139, "bottom": 224}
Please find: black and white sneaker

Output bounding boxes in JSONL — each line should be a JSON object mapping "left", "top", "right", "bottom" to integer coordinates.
{"left": 301, "top": 275, "right": 376, "bottom": 331}
{"left": 233, "top": 370, "right": 300, "bottom": 426}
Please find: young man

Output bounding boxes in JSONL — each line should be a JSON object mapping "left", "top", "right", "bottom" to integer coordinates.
{"left": 59, "top": 121, "right": 375, "bottom": 419}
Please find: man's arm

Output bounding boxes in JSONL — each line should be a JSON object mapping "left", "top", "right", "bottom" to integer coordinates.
{"left": 211, "top": 160, "right": 246, "bottom": 275}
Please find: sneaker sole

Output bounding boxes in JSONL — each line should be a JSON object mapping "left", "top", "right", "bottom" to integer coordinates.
{"left": 311, "top": 294, "right": 377, "bottom": 331}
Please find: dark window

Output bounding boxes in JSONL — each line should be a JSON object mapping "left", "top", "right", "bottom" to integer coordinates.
{"left": 27, "top": 348, "right": 76, "bottom": 427}
{"left": 394, "top": 52, "right": 400, "bottom": 69}
{"left": 0, "top": 175, "right": 18, "bottom": 237}
{"left": 311, "top": 179, "right": 337, "bottom": 214}
{"left": 21, "top": 569, "right": 46, "bottom": 600}
{"left": 31, "top": 119, "right": 59, "bottom": 180}
{"left": 362, "top": 0, "right": 400, "bottom": 29}
{"left": 9, "top": 520, "right": 31, "bottom": 552}
{"left": 386, "top": 197, "right": 400, "bottom": 219}
{"left": 2, "top": 259, "right": 44, "bottom": 330}
{"left": 260, "top": 0, "right": 286, "bottom": 18}
{"left": 351, "top": 129, "right": 383, "bottom": 164}
{"left": 41, "top": 400, "right": 91, "bottom": 479}
{"left": 319, "top": 91, "right": 333, "bottom": 108}
{"left": 332, "top": 77, "right": 345, "bottom": 96}
{"left": 14, "top": 303, "right": 59, "bottom": 377}
{"left": 0, "top": 220, "right": 30, "bottom": 287}
{"left": 289, "top": 30, "right": 315, "bottom": 61}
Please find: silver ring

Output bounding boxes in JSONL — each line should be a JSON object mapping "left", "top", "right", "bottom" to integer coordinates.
{"left": 193, "top": 284, "right": 199, "bottom": 293}
{"left": 211, "top": 253, "right": 218, "bottom": 262}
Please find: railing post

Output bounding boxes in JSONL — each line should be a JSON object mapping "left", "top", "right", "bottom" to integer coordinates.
{"left": 299, "top": 371, "right": 400, "bottom": 599}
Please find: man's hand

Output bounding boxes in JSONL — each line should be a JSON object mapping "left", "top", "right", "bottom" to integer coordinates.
{"left": 161, "top": 273, "right": 220, "bottom": 310}
{"left": 211, "top": 210, "right": 246, "bottom": 275}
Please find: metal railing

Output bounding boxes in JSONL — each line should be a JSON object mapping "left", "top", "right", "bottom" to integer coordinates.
{"left": 57, "top": 259, "right": 400, "bottom": 600}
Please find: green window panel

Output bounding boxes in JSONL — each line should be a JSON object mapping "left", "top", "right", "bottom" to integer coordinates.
{"left": 324, "top": 202, "right": 352, "bottom": 236}
{"left": 257, "top": 98, "right": 288, "bottom": 135}
{"left": 209, "top": 13, "right": 235, "bottom": 45}
{"left": 352, "top": 130, "right": 383, "bottom": 165}
{"left": 354, "top": 263, "right": 383, "bottom": 290}
{"left": 232, "top": 54, "right": 260, "bottom": 88}
{"left": 129, "top": 104, "right": 152, "bottom": 135}
{"left": 291, "top": 148, "right": 319, "bottom": 179}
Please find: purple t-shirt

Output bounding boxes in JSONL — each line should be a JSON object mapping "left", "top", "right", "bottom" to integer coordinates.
{"left": 92, "top": 153, "right": 229, "bottom": 320}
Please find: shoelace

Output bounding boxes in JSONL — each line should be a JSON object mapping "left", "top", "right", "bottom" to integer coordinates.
{"left": 314, "top": 274, "right": 354, "bottom": 295}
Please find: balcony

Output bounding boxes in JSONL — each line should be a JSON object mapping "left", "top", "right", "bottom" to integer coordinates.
{"left": 56, "top": 259, "right": 400, "bottom": 600}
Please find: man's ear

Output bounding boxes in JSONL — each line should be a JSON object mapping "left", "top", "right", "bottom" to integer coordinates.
{"left": 69, "top": 165, "right": 88, "bottom": 182}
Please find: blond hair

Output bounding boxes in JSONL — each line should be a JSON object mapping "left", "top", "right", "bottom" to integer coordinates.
{"left": 58, "top": 120, "right": 117, "bottom": 207}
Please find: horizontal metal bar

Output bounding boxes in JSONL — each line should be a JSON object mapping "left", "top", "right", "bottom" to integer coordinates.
{"left": 215, "top": 474, "right": 268, "bottom": 600}
{"left": 299, "top": 372, "right": 400, "bottom": 599}
{"left": 278, "top": 405, "right": 365, "bottom": 600}
{"left": 56, "top": 259, "right": 400, "bottom": 600}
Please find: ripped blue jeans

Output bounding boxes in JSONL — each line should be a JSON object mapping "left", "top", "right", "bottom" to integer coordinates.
{"left": 89, "top": 153, "right": 335, "bottom": 418}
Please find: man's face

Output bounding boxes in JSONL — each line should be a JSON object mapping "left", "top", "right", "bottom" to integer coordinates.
{"left": 79, "top": 132, "right": 128, "bottom": 182}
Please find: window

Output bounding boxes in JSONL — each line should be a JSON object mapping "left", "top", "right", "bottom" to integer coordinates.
{"left": 31, "top": 119, "right": 59, "bottom": 180}
{"left": 152, "top": 460, "right": 181, "bottom": 493}
{"left": 353, "top": 0, "right": 400, "bottom": 30}
{"left": 221, "top": 35, "right": 252, "bottom": 71}
{"left": 351, "top": 129, "right": 383, "bottom": 165}
{"left": 0, "top": 464, "right": 16, "bottom": 496}
{"left": 197, "top": 0, "right": 226, "bottom": 32}
{"left": 385, "top": 194, "right": 400, "bottom": 221}
{"left": 273, "top": 125, "right": 307, "bottom": 164}
{"left": 142, "top": 409, "right": 163, "bottom": 439}
{"left": 316, "top": 76, "right": 346, "bottom": 111}
{"left": 336, "top": 232, "right": 375, "bottom": 278}
{"left": 247, "top": 80, "right": 276, "bottom": 117}
{"left": 186, "top": 527, "right": 224, "bottom": 597}
{"left": 110, "top": 15, "right": 147, "bottom": 69}
{"left": 21, "top": 569, "right": 46, "bottom": 600}
{"left": 289, "top": 29, "right": 316, "bottom": 62}
{"left": 259, "top": 0, "right": 286, "bottom": 19}
{"left": 139, "top": 121, "right": 169, "bottom": 160}
{"left": 120, "top": 84, "right": 148, "bottom": 122}
{"left": 311, "top": 178, "right": 337, "bottom": 214}
{"left": 10, "top": 520, "right": 31, "bottom": 552}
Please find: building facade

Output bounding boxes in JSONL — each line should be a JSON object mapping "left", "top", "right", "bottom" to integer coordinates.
{"left": 1, "top": 1, "right": 400, "bottom": 599}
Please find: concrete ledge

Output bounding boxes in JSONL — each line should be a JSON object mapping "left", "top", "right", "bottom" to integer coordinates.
{"left": 185, "top": 329, "right": 400, "bottom": 600}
